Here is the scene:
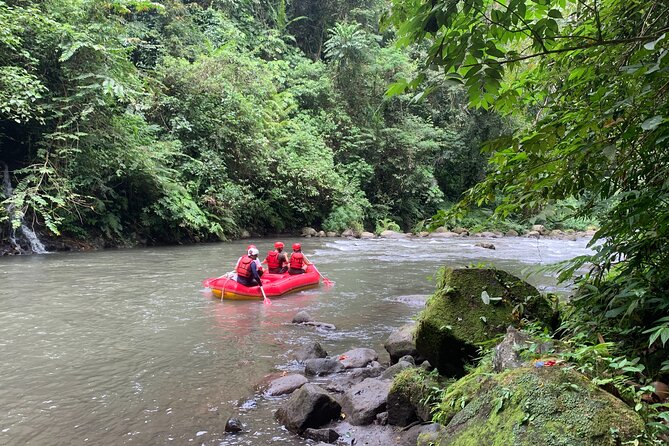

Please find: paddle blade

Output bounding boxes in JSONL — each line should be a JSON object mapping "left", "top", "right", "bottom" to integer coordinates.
{"left": 311, "top": 264, "right": 334, "bottom": 287}
{"left": 259, "top": 286, "right": 272, "bottom": 305}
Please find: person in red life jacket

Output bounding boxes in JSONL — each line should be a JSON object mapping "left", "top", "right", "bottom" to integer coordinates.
{"left": 288, "top": 243, "right": 311, "bottom": 275}
{"left": 235, "top": 247, "right": 263, "bottom": 287}
{"left": 263, "top": 241, "right": 288, "bottom": 274}
{"left": 236, "top": 244, "right": 262, "bottom": 272}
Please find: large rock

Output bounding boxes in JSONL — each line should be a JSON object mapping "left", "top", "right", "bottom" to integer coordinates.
{"left": 531, "top": 224, "right": 548, "bottom": 235}
{"left": 415, "top": 268, "right": 553, "bottom": 377}
{"left": 387, "top": 368, "right": 439, "bottom": 427}
{"left": 302, "top": 227, "right": 317, "bottom": 237}
{"left": 431, "top": 366, "right": 645, "bottom": 445}
{"left": 338, "top": 348, "right": 378, "bottom": 369}
{"left": 384, "top": 322, "right": 418, "bottom": 364}
{"left": 265, "top": 374, "right": 308, "bottom": 396}
{"left": 292, "top": 311, "right": 314, "bottom": 324}
{"left": 293, "top": 342, "right": 328, "bottom": 362}
{"left": 429, "top": 231, "right": 459, "bottom": 238}
{"left": 304, "top": 358, "right": 344, "bottom": 376}
{"left": 341, "top": 229, "right": 356, "bottom": 237}
{"left": 275, "top": 384, "right": 341, "bottom": 434}
{"left": 341, "top": 378, "right": 392, "bottom": 425}
{"left": 379, "top": 230, "right": 410, "bottom": 239}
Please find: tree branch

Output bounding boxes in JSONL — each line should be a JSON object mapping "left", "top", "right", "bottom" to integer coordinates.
{"left": 461, "top": 27, "right": 669, "bottom": 67}
{"left": 492, "top": 0, "right": 548, "bottom": 53}
{"left": 594, "top": 0, "right": 602, "bottom": 41}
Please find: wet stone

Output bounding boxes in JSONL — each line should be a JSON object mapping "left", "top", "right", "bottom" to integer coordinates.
{"left": 224, "top": 417, "right": 243, "bottom": 433}
{"left": 294, "top": 342, "right": 328, "bottom": 362}
{"left": 293, "top": 311, "right": 314, "bottom": 324}
{"left": 302, "top": 427, "right": 340, "bottom": 443}
{"left": 304, "top": 358, "right": 345, "bottom": 376}
{"left": 265, "top": 374, "right": 308, "bottom": 396}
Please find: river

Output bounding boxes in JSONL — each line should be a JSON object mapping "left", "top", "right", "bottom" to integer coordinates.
{"left": 0, "top": 236, "right": 593, "bottom": 445}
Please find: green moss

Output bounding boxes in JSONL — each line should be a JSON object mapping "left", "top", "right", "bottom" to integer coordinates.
{"left": 391, "top": 368, "right": 429, "bottom": 393}
{"left": 431, "top": 366, "right": 645, "bottom": 446}
{"left": 416, "top": 268, "right": 553, "bottom": 376}
{"left": 433, "top": 358, "right": 494, "bottom": 423}
{"left": 391, "top": 368, "right": 449, "bottom": 420}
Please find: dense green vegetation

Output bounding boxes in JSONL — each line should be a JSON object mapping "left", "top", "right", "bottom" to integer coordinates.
{"left": 386, "top": 0, "right": 669, "bottom": 440}
{"left": 0, "top": 0, "right": 508, "bottom": 247}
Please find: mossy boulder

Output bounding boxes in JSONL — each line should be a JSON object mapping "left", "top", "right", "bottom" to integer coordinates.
{"left": 415, "top": 268, "right": 554, "bottom": 376}
{"left": 387, "top": 367, "right": 446, "bottom": 426}
{"left": 426, "top": 365, "right": 644, "bottom": 446}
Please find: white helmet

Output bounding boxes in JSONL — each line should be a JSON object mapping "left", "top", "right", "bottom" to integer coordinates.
{"left": 248, "top": 247, "right": 259, "bottom": 256}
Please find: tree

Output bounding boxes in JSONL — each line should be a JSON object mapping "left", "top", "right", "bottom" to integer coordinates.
{"left": 324, "top": 22, "right": 370, "bottom": 69}
{"left": 387, "top": 0, "right": 669, "bottom": 358}
{"left": 287, "top": 0, "right": 383, "bottom": 60}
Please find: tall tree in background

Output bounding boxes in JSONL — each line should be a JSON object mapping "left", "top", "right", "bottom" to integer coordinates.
{"left": 1, "top": 0, "right": 504, "bottom": 248}
{"left": 287, "top": 0, "right": 382, "bottom": 59}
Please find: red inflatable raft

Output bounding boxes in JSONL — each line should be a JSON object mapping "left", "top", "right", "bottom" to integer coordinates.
{"left": 203, "top": 265, "right": 321, "bottom": 300}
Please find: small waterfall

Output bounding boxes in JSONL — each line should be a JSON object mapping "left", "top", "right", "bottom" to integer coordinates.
{"left": 20, "top": 223, "right": 47, "bottom": 254}
{"left": 2, "top": 162, "right": 48, "bottom": 254}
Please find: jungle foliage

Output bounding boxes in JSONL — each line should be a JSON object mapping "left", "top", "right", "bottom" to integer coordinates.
{"left": 0, "top": 0, "right": 506, "bottom": 245}
{"left": 386, "top": 0, "right": 669, "bottom": 372}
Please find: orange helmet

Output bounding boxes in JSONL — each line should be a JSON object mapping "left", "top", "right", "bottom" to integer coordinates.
{"left": 292, "top": 243, "right": 301, "bottom": 251}
{"left": 247, "top": 244, "right": 256, "bottom": 250}
{"left": 274, "top": 241, "right": 284, "bottom": 249}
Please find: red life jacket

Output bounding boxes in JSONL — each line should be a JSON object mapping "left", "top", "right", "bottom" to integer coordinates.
{"left": 290, "top": 252, "right": 305, "bottom": 269}
{"left": 237, "top": 255, "right": 253, "bottom": 278}
{"left": 266, "top": 250, "right": 280, "bottom": 269}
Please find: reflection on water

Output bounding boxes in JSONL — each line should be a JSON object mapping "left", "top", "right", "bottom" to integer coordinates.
{"left": 0, "top": 236, "right": 593, "bottom": 445}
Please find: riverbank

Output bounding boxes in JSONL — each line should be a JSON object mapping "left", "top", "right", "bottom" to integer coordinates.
{"left": 239, "top": 267, "right": 655, "bottom": 445}
{"left": 224, "top": 311, "right": 439, "bottom": 446}
{"left": 0, "top": 223, "right": 597, "bottom": 256}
